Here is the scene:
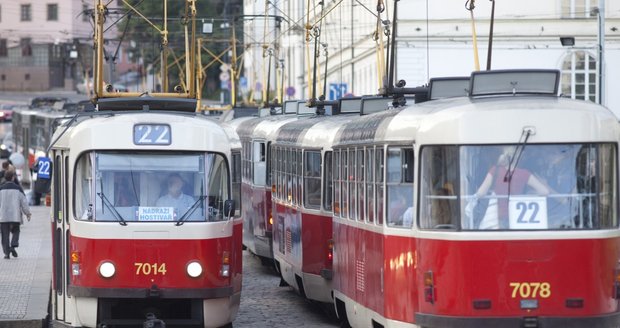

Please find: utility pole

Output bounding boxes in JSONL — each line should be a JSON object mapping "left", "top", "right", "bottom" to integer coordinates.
{"left": 596, "top": 1, "right": 605, "bottom": 106}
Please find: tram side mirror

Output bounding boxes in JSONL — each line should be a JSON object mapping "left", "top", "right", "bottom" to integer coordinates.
{"left": 224, "top": 200, "right": 236, "bottom": 218}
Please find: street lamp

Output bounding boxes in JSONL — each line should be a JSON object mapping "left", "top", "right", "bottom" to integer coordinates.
{"left": 559, "top": 37, "right": 575, "bottom": 47}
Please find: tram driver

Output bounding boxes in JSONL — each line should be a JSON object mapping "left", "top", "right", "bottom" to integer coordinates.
{"left": 156, "top": 173, "right": 195, "bottom": 219}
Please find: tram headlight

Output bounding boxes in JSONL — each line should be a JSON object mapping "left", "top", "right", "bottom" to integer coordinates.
{"left": 98, "top": 261, "right": 116, "bottom": 278}
{"left": 187, "top": 261, "right": 203, "bottom": 278}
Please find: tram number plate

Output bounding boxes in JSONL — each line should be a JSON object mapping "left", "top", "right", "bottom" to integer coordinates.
{"left": 134, "top": 262, "right": 167, "bottom": 275}
{"left": 134, "top": 124, "right": 171, "bottom": 145}
{"left": 508, "top": 197, "right": 548, "bottom": 229}
{"left": 509, "top": 282, "right": 551, "bottom": 298}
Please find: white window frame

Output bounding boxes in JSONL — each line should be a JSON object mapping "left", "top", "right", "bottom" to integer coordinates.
{"left": 561, "top": 0, "right": 599, "bottom": 19}
{"left": 561, "top": 50, "right": 598, "bottom": 103}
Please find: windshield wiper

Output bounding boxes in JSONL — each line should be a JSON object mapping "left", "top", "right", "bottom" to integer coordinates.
{"left": 97, "top": 192, "right": 128, "bottom": 226}
{"left": 175, "top": 195, "right": 207, "bottom": 226}
{"left": 504, "top": 127, "right": 534, "bottom": 183}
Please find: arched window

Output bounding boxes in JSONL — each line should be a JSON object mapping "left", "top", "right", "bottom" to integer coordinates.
{"left": 560, "top": 51, "right": 598, "bottom": 103}
{"left": 561, "top": 0, "right": 598, "bottom": 19}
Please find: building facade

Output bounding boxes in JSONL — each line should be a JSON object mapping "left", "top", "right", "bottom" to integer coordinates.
{"left": 0, "top": 0, "right": 95, "bottom": 91}
{"left": 244, "top": 0, "right": 620, "bottom": 113}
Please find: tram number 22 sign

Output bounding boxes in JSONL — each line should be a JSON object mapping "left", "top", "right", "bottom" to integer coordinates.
{"left": 135, "top": 262, "right": 167, "bottom": 275}
{"left": 509, "top": 282, "right": 551, "bottom": 298}
{"left": 508, "top": 196, "right": 548, "bottom": 229}
{"left": 134, "top": 124, "right": 171, "bottom": 145}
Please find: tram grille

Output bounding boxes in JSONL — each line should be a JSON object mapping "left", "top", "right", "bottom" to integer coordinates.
{"left": 97, "top": 298, "right": 203, "bottom": 327}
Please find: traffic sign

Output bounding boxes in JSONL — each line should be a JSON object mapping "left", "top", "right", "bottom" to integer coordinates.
{"left": 219, "top": 72, "right": 230, "bottom": 82}
{"left": 329, "top": 83, "right": 348, "bottom": 100}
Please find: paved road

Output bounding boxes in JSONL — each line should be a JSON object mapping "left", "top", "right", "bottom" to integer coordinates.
{"left": 0, "top": 206, "right": 51, "bottom": 327}
{"left": 237, "top": 253, "right": 339, "bottom": 328}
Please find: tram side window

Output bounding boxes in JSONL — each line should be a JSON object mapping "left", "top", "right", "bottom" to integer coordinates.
{"left": 241, "top": 141, "right": 250, "bottom": 183}
{"left": 386, "top": 147, "right": 414, "bottom": 228}
{"left": 252, "top": 141, "right": 266, "bottom": 186}
{"left": 342, "top": 150, "right": 349, "bottom": 219}
{"left": 419, "top": 146, "right": 459, "bottom": 230}
{"left": 323, "top": 151, "right": 333, "bottom": 212}
{"left": 304, "top": 151, "right": 321, "bottom": 209}
{"left": 357, "top": 149, "right": 365, "bottom": 221}
{"left": 297, "top": 149, "right": 303, "bottom": 205}
{"left": 366, "top": 148, "right": 375, "bottom": 223}
{"left": 266, "top": 143, "right": 272, "bottom": 186}
{"left": 376, "top": 148, "right": 384, "bottom": 225}
{"left": 595, "top": 144, "right": 617, "bottom": 228}
{"left": 348, "top": 148, "right": 357, "bottom": 220}
{"left": 286, "top": 148, "right": 292, "bottom": 202}
{"left": 333, "top": 150, "right": 341, "bottom": 216}
{"left": 274, "top": 147, "right": 281, "bottom": 199}
{"left": 232, "top": 152, "right": 242, "bottom": 217}
{"left": 74, "top": 153, "right": 93, "bottom": 221}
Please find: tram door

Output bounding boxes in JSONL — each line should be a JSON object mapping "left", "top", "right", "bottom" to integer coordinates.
{"left": 51, "top": 151, "right": 69, "bottom": 321}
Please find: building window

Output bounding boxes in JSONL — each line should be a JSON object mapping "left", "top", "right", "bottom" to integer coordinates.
{"left": 21, "top": 38, "right": 32, "bottom": 57}
{"left": 561, "top": 0, "right": 598, "bottom": 18}
{"left": 561, "top": 51, "right": 598, "bottom": 103}
{"left": 47, "top": 4, "right": 58, "bottom": 21}
{"left": 20, "top": 4, "right": 32, "bottom": 21}
{"left": 25, "top": 74, "right": 30, "bottom": 81}
{"left": 0, "top": 39, "right": 6, "bottom": 57}
{"left": 0, "top": 5, "right": 3, "bottom": 23}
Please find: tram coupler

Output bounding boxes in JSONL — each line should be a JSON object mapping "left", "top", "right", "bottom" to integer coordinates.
{"left": 143, "top": 313, "right": 166, "bottom": 328}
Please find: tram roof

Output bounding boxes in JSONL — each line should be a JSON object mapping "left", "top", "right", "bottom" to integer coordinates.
{"left": 236, "top": 114, "right": 299, "bottom": 140}
{"left": 50, "top": 110, "right": 232, "bottom": 155}
{"left": 393, "top": 95, "right": 617, "bottom": 145}
{"left": 274, "top": 115, "right": 359, "bottom": 149}
{"left": 332, "top": 92, "right": 619, "bottom": 147}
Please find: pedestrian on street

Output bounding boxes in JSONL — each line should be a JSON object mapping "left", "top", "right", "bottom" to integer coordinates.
{"left": 0, "top": 169, "right": 31, "bottom": 259}
{"left": 0, "top": 160, "right": 21, "bottom": 187}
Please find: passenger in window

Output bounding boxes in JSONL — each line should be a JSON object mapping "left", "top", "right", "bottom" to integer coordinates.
{"left": 388, "top": 189, "right": 413, "bottom": 227}
{"left": 536, "top": 148, "right": 577, "bottom": 228}
{"left": 471, "top": 147, "right": 549, "bottom": 229}
{"left": 156, "top": 174, "right": 195, "bottom": 218}
{"left": 114, "top": 177, "right": 138, "bottom": 207}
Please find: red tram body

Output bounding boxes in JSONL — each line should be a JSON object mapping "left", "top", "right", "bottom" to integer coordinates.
{"left": 236, "top": 108, "right": 298, "bottom": 263}
{"left": 49, "top": 100, "right": 243, "bottom": 327}
{"left": 331, "top": 70, "right": 620, "bottom": 327}
{"left": 271, "top": 114, "right": 359, "bottom": 303}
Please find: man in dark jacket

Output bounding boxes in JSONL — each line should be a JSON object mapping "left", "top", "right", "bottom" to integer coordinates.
{"left": 0, "top": 169, "right": 31, "bottom": 259}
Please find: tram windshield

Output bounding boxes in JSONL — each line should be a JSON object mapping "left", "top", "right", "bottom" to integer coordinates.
{"left": 75, "top": 152, "right": 230, "bottom": 223}
{"left": 419, "top": 144, "right": 617, "bottom": 231}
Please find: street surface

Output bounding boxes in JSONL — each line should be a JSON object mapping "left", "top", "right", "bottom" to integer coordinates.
{"left": 237, "top": 253, "right": 339, "bottom": 328}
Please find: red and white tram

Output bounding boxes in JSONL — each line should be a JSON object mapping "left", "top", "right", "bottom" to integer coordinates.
{"left": 49, "top": 98, "right": 242, "bottom": 327}
{"left": 236, "top": 101, "right": 299, "bottom": 264}
{"left": 271, "top": 97, "right": 396, "bottom": 303}
{"left": 332, "top": 70, "right": 620, "bottom": 327}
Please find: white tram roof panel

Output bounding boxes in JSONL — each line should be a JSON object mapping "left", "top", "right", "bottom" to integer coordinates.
{"left": 468, "top": 69, "right": 560, "bottom": 97}
{"left": 385, "top": 95, "right": 619, "bottom": 145}
{"left": 338, "top": 97, "right": 362, "bottom": 114}
{"left": 283, "top": 100, "right": 298, "bottom": 115}
{"left": 274, "top": 115, "right": 359, "bottom": 149}
{"left": 52, "top": 112, "right": 232, "bottom": 154}
{"left": 236, "top": 114, "right": 299, "bottom": 141}
{"left": 428, "top": 77, "right": 470, "bottom": 100}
